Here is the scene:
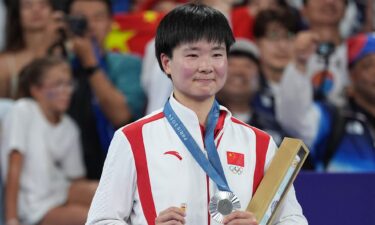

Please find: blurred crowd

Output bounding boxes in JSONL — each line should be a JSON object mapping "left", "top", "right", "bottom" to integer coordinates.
{"left": 0, "top": 0, "right": 374, "bottom": 224}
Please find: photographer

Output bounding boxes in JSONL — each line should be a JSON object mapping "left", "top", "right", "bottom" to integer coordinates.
{"left": 65, "top": 0, "right": 146, "bottom": 179}
{"left": 284, "top": 0, "right": 349, "bottom": 107}
{"left": 275, "top": 0, "right": 349, "bottom": 154}
{"left": 277, "top": 32, "right": 375, "bottom": 172}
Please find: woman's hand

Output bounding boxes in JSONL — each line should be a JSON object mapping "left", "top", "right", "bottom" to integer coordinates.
{"left": 155, "top": 207, "right": 186, "bottom": 225}
{"left": 223, "top": 210, "right": 259, "bottom": 225}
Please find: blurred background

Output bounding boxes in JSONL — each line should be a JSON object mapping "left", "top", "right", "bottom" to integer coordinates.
{"left": 0, "top": 0, "right": 374, "bottom": 225}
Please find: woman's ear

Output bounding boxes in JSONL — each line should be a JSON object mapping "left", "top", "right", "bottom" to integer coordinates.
{"left": 160, "top": 53, "right": 172, "bottom": 75}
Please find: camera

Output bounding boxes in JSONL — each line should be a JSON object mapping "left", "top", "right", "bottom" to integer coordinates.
{"left": 316, "top": 42, "right": 335, "bottom": 58}
{"left": 65, "top": 15, "right": 88, "bottom": 37}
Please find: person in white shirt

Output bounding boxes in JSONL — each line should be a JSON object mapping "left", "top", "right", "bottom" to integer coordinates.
{"left": 284, "top": 0, "right": 349, "bottom": 106}
{"left": 1, "top": 57, "right": 97, "bottom": 225}
{"left": 86, "top": 3, "right": 307, "bottom": 225}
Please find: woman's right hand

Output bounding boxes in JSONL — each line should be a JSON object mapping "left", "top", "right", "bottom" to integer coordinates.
{"left": 155, "top": 207, "right": 186, "bottom": 225}
{"left": 293, "top": 31, "right": 320, "bottom": 73}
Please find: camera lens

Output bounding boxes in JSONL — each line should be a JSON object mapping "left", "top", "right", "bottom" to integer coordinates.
{"left": 66, "top": 15, "right": 88, "bottom": 37}
{"left": 316, "top": 42, "right": 335, "bottom": 57}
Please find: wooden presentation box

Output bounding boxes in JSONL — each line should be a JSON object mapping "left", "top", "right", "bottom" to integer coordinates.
{"left": 247, "top": 137, "right": 309, "bottom": 225}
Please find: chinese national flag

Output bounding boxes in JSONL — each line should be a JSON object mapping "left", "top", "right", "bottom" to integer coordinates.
{"left": 226, "top": 151, "right": 244, "bottom": 167}
{"left": 105, "top": 11, "right": 165, "bottom": 56}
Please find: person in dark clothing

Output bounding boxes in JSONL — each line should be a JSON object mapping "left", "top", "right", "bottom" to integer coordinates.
{"left": 66, "top": 0, "right": 146, "bottom": 179}
{"left": 252, "top": 8, "right": 298, "bottom": 144}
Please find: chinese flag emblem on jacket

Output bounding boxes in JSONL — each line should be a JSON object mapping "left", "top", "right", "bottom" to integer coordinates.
{"left": 227, "top": 151, "right": 245, "bottom": 167}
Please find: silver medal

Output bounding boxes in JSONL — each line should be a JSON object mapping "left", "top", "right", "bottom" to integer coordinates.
{"left": 209, "top": 191, "right": 241, "bottom": 223}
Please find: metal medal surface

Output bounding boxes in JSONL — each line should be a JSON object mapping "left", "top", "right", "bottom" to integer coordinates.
{"left": 209, "top": 191, "right": 241, "bottom": 223}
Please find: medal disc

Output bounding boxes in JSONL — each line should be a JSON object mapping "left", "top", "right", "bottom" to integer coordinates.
{"left": 209, "top": 191, "right": 241, "bottom": 223}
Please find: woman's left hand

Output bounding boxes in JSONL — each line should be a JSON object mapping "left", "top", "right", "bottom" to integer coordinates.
{"left": 222, "top": 210, "right": 259, "bottom": 225}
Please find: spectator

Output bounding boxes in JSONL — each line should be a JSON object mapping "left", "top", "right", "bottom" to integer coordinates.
{"left": 231, "top": 0, "right": 303, "bottom": 41}
{"left": 66, "top": 0, "right": 146, "bottom": 179}
{"left": 251, "top": 8, "right": 299, "bottom": 144}
{"left": 86, "top": 3, "right": 307, "bottom": 225}
{"left": 1, "top": 56, "right": 96, "bottom": 225}
{"left": 291, "top": 0, "right": 349, "bottom": 106}
{"left": 0, "top": 0, "right": 58, "bottom": 99}
{"left": 217, "top": 39, "right": 260, "bottom": 124}
{"left": 277, "top": 32, "right": 375, "bottom": 172}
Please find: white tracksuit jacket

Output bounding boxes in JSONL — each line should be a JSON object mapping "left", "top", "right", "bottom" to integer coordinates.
{"left": 86, "top": 96, "right": 307, "bottom": 225}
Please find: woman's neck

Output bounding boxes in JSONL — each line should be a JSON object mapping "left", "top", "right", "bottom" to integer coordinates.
{"left": 23, "top": 30, "right": 50, "bottom": 56}
{"left": 38, "top": 101, "right": 61, "bottom": 125}
{"left": 173, "top": 92, "right": 215, "bottom": 125}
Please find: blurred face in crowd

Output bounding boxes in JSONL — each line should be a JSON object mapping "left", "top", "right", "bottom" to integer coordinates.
{"left": 221, "top": 55, "right": 259, "bottom": 101}
{"left": 257, "top": 22, "right": 294, "bottom": 78}
{"left": 20, "top": 0, "right": 53, "bottom": 31}
{"left": 32, "top": 63, "right": 74, "bottom": 114}
{"left": 153, "top": 1, "right": 179, "bottom": 12}
{"left": 70, "top": 0, "right": 112, "bottom": 46}
{"left": 303, "top": 0, "right": 346, "bottom": 27}
{"left": 350, "top": 54, "right": 375, "bottom": 105}
{"left": 249, "top": 0, "right": 279, "bottom": 11}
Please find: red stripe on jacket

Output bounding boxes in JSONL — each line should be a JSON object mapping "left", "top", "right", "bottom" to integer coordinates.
{"left": 231, "top": 117, "right": 270, "bottom": 195}
{"left": 122, "top": 112, "right": 165, "bottom": 225}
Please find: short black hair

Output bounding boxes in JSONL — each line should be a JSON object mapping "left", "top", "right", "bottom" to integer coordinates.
{"left": 253, "top": 9, "right": 298, "bottom": 39}
{"left": 155, "top": 2, "right": 235, "bottom": 73}
{"left": 67, "top": 0, "right": 112, "bottom": 15}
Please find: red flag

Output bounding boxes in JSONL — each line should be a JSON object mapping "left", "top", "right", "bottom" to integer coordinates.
{"left": 226, "top": 151, "right": 244, "bottom": 167}
{"left": 106, "top": 11, "right": 165, "bottom": 56}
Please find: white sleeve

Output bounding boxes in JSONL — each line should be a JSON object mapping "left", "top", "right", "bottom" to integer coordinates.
{"left": 271, "top": 186, "right": 308, "bottom": 225}
{"left": 275, "top": 62, "right": 321, "bottom": 148}
{"left": 86, "top": 130, "right": 136, "bottom": 225}
{"left": 1, "top": 101, "right": 30, "bottom": 180}
{"left": 61, "top": 121, "right": 86, "bottom": 179}
{"left": 265, "top": 138, "right": 308, "bottom": 225}
{"left": 1, "top": 101, "right": 30, "bottom": 155}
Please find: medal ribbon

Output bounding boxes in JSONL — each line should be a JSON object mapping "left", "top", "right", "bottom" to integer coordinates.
{"left": 164, "top": 100, "right": 231, "bottom": 192}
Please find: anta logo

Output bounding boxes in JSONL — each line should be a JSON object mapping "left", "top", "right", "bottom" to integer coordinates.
{"left": 227, "top": 151, "right": 244, "bottom": 175}
{"left": 164, "top": 151, "right": 183, "bottom": 161}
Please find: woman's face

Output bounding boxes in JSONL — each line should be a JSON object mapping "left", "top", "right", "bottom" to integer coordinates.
{"left": 257, "top": 22, "right": 294, "bottom": 75}
{"left": 20, "top": 0, "right": 53, "bottom": 31}
{"left": 161, "top": 40, "right": 228, "bottom": 103}
{"left": 33, "top": 63, "right": 74, "bottom": 114}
